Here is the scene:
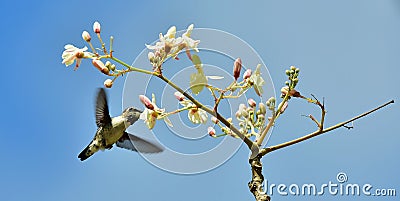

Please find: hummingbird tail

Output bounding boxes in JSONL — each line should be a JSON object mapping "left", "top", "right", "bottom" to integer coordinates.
{"left": 78, "top": 146, "right": 90, "bottom": 161}
{"left": 78, "top": 142, "right": 99, "bottom": 161}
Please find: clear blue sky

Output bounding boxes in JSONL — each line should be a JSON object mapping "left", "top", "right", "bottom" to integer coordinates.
{"left": 1, "top": 0, "right": 399, "bottom": 200}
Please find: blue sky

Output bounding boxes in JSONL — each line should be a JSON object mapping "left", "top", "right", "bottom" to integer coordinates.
{"left": 1, "top": 0, "right": 399, "bottom": 200}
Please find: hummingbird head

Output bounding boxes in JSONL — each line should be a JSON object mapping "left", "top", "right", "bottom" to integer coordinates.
{"left": 122, "top": 107, "right": 143, "bottom": 125}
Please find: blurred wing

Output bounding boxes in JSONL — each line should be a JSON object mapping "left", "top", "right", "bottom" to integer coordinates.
{"left": 116, "top": 132, "right": 164, "bottom": 153}
{"left": 95, "top": 88, "right": 112, "bottom": 127}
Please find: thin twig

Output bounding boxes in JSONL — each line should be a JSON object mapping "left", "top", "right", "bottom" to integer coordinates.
{"left": 260, "top": 100, "right": 394, "bottom": 156}
{"left": 305, "top": 114, "right": 320, "bottom": 127}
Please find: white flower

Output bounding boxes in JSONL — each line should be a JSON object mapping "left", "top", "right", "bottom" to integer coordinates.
{"left": 165, "top": 26, "right": 176, "bottom": 39}
{"left": 249, "top": 64, "right": 265, "bottom": 96}
{"left": 183, "top": 24, "right": 194, "bottom": 38}
{"left": 188, "top": 107, "right": 208, "bottom": 124}
{"left": 139, "top": 94, "right": 172, "bottom": 129}
{"left": 176, "top": 95, "right": 207, "bottom": 124}
{"left": 145, "top": 25, "right": 200, "bottom": 69}
{"left": 182, "top": 35, "right": 200, "bottom": 52}
{"left": 141, "top": 108, "right": 157, "bottom": 129}
{"left": 61, "top": 44, "right": 92, "bottom": 70}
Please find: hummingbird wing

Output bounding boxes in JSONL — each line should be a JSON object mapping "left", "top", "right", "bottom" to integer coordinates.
{"left": 95, "top": 88, "right": 112, "bottom": 127}
{"left": 116, "top": 132, "right": 164, "bottom": 153}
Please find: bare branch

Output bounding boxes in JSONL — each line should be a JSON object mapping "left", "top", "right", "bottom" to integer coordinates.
{"left": 260, "top": 100, "right": 394, "bottom": 156}
{"left": 303, "top": 114, "right": 321, "bottom": 127}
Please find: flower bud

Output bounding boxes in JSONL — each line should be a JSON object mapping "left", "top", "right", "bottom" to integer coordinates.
{"left": 93, "top": 21, "right": 101, "bottom": 34}
{"left": 92, "top": 59, "right": 109, "bottom": 75}
{"left": 290, "top": 65, "right": 296, "bottom": 71}
{"left": 247, "top": 98, "right": 257, "bottom": 107}
{"left": 103, "top": 79, "right": 113, "bottom": 88}
{"left": 266, "top": 97, "right": 276, "bottom": 105}
{"left": 82, "top": 31, "right": 91, "bottom": 42}
{"left": 266, "top": 97, "right": 276, "bottom": 110}
{"left": 281, "top": 86, "right": 301, "bottom": 97}
{"left": 174, "top": 91, "right": 185, "bottom": 101}
{"left": 139, "top": 95, "right": 154, "bottom": 110}
{"left": 281, "top": 86, "right": 289, "bottom": 96}
{"left": 233, "top": 58, "right": 242, "bottom": 81}
{"left": 105, "top": 61, "right": 111, "bottom": 69}
{"left": 211, "top": 116, "right": 219, "bottom": 124}
{"left": 285, "top": 70, "right": 291, "bottom": 76}
{"left": 148, "top": 52, "right": 155, "bottom": 62}
{"left": 279, "top": 101, "right": 289, "bottom": 113}
{"left": 235, "top": 111, "right": 242, "bottom": 119}
{"left": 243, "top": 69, "right": 252, "bottom": 79}
{"left": 291, "top": 89, "right": 301, "bottom": 97}
{"left": 208, "top": 127, "right": 216, "bottom": 137}
{"left": 110, "top": 64, "right": 116, "bottom": 71}
{"left": 258, "top": 103, "right": 266, "bottom": 115}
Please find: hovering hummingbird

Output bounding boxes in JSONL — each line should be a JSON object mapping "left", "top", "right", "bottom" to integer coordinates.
{"left": 78, "top": 88, "right": 163, "bottom": 161}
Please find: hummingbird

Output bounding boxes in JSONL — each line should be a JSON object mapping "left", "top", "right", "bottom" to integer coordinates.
{"left": 78, "top": 88, "right": 163, "bottom": 161}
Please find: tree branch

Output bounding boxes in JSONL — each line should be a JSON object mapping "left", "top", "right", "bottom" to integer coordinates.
{"left": 260, "top": 100, "right": 394, "bottom": 156}
{"left": 248, "top": 156, "right": 270, "bottom": 201}
{"left": 157, "top": 74, "right": 259, "bottom": 156}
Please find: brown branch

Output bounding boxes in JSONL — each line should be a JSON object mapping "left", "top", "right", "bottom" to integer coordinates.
{"left": 260, "top": 100, "right": 394, "bottom": 156}
{"left": 248, "top": 156, "right": 270, "bottom": 201}
{"left": 157, "top": 74, "right": 259, "bottom": 157}
{"left": 310, "top": 94, "right": 326, "bottom": 131}
{"left": 248, "top": 100, "right": 394, "bottom": 201}
{"left": 305, "top": 114, "right": 320, "bottom": 127}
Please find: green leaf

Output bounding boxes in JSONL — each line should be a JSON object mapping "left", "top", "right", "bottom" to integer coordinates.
{"left": 191, "top": 54, "right": 203, "bottom": 73}
{"left": 189, "top": 54, "right": 207, "bottom": 94}
{"left": 251, "top": 64, "right": 265, "bottom": 96}
{"left": 190, "top": 72, "right": 207, "bottom": 95}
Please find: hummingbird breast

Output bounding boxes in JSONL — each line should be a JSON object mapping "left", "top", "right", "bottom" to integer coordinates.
{"left": 102, "top": 116, "right": 128, "bottom": 146}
